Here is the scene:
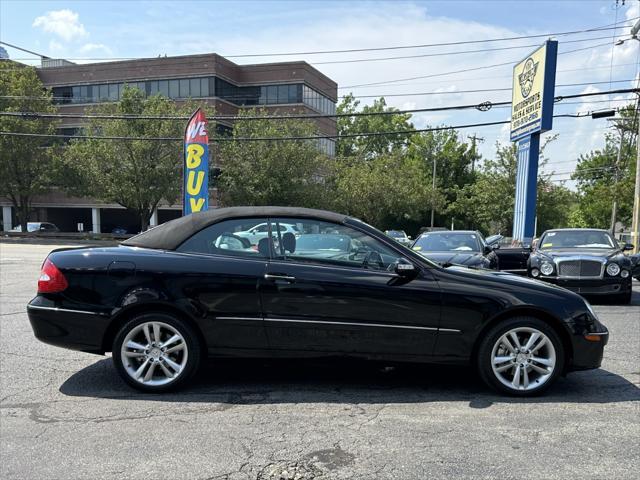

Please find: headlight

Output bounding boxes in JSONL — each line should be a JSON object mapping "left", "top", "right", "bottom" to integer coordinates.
{"left": 540, "top": 262, "right": 554, "bottom": 276}
{"left": 606, "top": 263, "right": 620, "bottom": 276}
{"left": 621, "top": 269, "right": 629, "bottom": 278}
{"left": 531, "top": 268, "right": 540, "bottom": 277}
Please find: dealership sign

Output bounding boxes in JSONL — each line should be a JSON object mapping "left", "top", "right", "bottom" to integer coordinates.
{"left": 510, "top": 40, "right": 558, "bottom": 142}
{"left": 183, "top": 108, "right": 209, "bottom": 215}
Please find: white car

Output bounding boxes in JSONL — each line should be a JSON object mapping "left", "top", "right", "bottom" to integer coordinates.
{"left": 235, "top": 222, "right": 299, "bottom": 245}
{"left": 9, "top": 222, "right": 60, "bottom": 233}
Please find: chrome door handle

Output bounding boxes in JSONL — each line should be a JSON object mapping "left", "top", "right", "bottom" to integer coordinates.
{"left": 264, "top": 273, "right": 296, "bottom": 283}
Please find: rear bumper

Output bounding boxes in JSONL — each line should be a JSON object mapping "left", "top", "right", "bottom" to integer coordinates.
{"left": 27, "top": 297, "right": 111, "bottom": 354}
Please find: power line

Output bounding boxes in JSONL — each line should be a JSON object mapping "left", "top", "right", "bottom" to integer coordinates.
{"left": 0, "top": 79, "right": 633, "bottom": 104}
{"left": 0, "top": 34, "right": 623, "bottom": 66}
{"left": 341, "top": 62, "right": 640, "bottom": 90}
{"left": 310, "top": 34, "right": 623, "bottom": 65}
{"left": 342, "top": 39, "right": 630, "bottom": 89}
{"left": 2, "top": 21, "right": 636, "bottom": 61}
{"left": 0, "top": 110, "right": 625, "bottom": 143}
{"left": 1, "top": 87, "right": 635, "bottom": 122}
{"left": 343, "top": 79, "right": 635, "bottom": 99}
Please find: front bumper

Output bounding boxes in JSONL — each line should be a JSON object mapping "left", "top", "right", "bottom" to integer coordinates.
{"left": 27, "top": 296, "right": 111, "bottom": 354}
{"left": 570, "top": 330, "right": 609, "bottom": 371}
{"left": 534, "top": 276, "right": 631, "bottom": 295}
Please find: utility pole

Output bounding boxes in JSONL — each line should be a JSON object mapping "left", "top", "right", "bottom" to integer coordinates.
{"left": 630, "top": 17, "right": 640, "bottom": 253}
{"left": 610, "top": 127, "right": 624, "bottom": 235}
{"left": 632, "top": 110, "right": 640, "bottom": 252}
{"left": 430, "top": 156, "right": 437, "bottom": 228}
{"left": 468, "top": 134, "right": 484, "bottom": 174}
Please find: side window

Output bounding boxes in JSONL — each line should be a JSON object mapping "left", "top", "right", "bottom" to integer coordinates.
{"left": 270, "top": 218, "right": 401, "bottom": 270}
{"left": 177, "top": 218, "right": 270, "bottom": 258}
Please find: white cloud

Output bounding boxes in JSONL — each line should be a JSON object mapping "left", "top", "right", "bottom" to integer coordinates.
{"left": 76, "top": 1, "right": 637, "bottom": 174}
{"left": 33, "top": 9, "right": 87, "bottom": 42}
{"left": 48, "top": 40, "right": 63, "bottom": 53}
{"left": 626, "top": 1, "right": 640, "bottom": 21}
{"left": 79, "top": 43, "right": 113, "bottom": 56}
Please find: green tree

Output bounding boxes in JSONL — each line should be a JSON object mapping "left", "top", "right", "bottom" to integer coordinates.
{"left": 571, "top": 105, "right": 637, "bottom": 230}
{"left": 448, "top": 137, "right": 574, "bottom": 235}
{"left": 336, "top": 94, "right": 414, "bottom": 158}
{"left": 407, "top": 129, "right": 480, "bottom": 228}
{"left": 0, "top": 62, "right": 59, "bottom": 231}
{"left": 59, "top": 87, "right": 194, "bottom": 231}
{"left": 330, "top": 153, "right": 444, "bottom": 230}
{"left": 217, "top": 110, "right": 331, "bottom": 208}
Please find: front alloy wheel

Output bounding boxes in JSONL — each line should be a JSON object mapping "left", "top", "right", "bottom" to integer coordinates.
{"left": 113, "top": 313, "right": 200, "bottom": 392}
{"left": 491, "top": 327, "right": 556, "bottom": 391}
{"left": 478, "top": 317, "right": 564, "bottom": 396}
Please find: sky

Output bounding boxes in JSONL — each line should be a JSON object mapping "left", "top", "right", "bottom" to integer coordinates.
{"left": 1, "top": 0, "right": 639, "bottom": 184}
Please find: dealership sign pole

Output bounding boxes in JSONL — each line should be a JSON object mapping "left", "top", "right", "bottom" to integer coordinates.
{"left": 510, "top": 40, "right": 557, "bottom": 245}
{"left": 183, "top": 108, "right": 209, "bottom": 216}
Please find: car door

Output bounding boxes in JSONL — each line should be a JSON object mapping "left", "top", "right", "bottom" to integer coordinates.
{"left": 259, "top": 217, "right": 441, "bottom": 357}
{"left": 174, "top": 217, "right": 270, "bottom": 352}
{"left": 495, "top": 245, "right": 531, "bottom": 274}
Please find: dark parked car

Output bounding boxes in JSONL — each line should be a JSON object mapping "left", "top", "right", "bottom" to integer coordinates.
{"left": 412, "top": 230, "right": 499, "bottom": 270}
{"left": 27, "top": 207, "right": 609, "bottom": 396}
{"left": 528, "top": 228, "right": 634, "bottom": 304}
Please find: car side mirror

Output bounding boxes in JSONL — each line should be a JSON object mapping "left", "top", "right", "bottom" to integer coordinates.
{"left": 395, "top": 260, "right": 416, "bottom": 277}
{"left": 492, "top": 244, "right": 500, "bottom": 250}
{"left": 39, "top": 226, "right": 47, "bottom": 232}
{"left": 623, "top": 243, "right": 634, "bottom": 251}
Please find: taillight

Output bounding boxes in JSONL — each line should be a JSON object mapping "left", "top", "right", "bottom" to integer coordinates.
{"left": 38, "top": 258, "right": 68, "bottom": 293}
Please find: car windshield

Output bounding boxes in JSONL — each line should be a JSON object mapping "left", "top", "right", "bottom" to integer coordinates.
{"left": 387, "top": 230, "right": 405, "bottom": 238}
{"left": 539, "top": 230, "right": 616, "bottom": 249}
{"left": 413, "top": 233, "right": 481, "bottom": 252}
{"left": 295, "top": 234, "right": 351, "bottom": 251}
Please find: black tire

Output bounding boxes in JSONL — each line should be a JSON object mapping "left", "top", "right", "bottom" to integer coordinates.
{"left": 112, "top": 312, "right": 201, "bottom": 393}
{"left": 477, "top": 316, "right": 565, "bottom": 397}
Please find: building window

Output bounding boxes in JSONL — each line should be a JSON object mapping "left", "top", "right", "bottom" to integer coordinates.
{"left": 289, "top": 84, "right": 301, "bottom": 103}
{"left": 179, "top": 79, "right": 189, "bottom": 98}
{"left": 168, "top": 80, "right": 179, "bottom": 98}
{"left": 189, "top": 78, "right": 201, "bottom": 97}
{"left": 201, "top": 77, "right": 210, "bottom": 97}
{"left": 317, "top": 138, "right": 336, "bottom": 157}
{"left": 49, "top": 77, "right": 332, "bottom": 112}
{"left": 277, "top": 85, "right": 289, "bottom": 104}
{"left": 108, "top": 83, "right": 119, "bottom": 101}
{"left": 158, "top": 80, "right": 169, "bottom": 97}
{"left": 266, "top": 85, "right": 278, "bottom": 104}
{"left": 98, "top": 84, "right": 108, "bottom": 101}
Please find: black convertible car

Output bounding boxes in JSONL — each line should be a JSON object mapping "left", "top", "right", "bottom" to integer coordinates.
{"left": 528, "top": 228, "right": 634, "bottom": 304}
{"left": 27, "top": 207, "right": 609, "bottom": 396}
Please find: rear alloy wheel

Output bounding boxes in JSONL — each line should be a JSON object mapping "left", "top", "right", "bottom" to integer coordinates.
{"left": 477, "top": 317, "right": 564, "bottom": 396}
{"left": 112, "top": 313, "right": 201, "bottom": 392}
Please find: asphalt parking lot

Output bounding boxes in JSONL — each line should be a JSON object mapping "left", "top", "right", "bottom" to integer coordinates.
{"left": 1, "top": 242, "right": 638, "bottom": 480}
